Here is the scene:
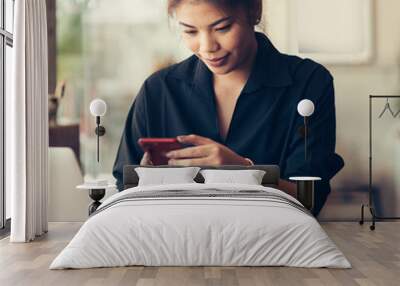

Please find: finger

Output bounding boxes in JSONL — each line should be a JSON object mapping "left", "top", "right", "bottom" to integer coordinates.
{"left": 166, "top": 145, "right": 211, "bottom": 159}
{"left": 168, "top": 157, "right": 211, "bottom": 166}
{"left": 177, "top": 134, "right": 214, "bottom": 146}
{"left": 142, "top": 152, "right": 151, "bottom": 162}
{"left": 145, "top": 152, "right": 154, "bottom": 165}
{"left": 140, "top": 152, "right": 153, "bottom": 166}
{"left": 140, "top": 155, "right": 145, "bottom": 165}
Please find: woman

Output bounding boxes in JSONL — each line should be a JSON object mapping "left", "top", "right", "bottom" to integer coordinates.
{"left": 112, "top": 0, "right": 344, "bottom": 216}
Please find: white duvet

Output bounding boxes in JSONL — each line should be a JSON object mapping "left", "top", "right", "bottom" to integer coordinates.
{"left": 50, "top": 183, "right": 351, "bottom": 269}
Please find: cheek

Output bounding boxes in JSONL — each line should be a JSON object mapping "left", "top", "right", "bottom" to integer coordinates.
{"left": 219, "top": 30, "right": 246, "bottom": 53}
{"left": 220, "top": 37, "right": 239, "bottom": 52}
{"left": 182, "top": 36, "right": 199, "bottom": 53}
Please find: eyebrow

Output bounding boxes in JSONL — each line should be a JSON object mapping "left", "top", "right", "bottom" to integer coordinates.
{"left": 179, "top": 16, "right": 232, "bottom": 29}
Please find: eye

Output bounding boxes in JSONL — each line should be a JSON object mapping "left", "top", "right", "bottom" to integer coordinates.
{"left": 216, "top": 24, "right": 232, "bottom": 32}
{"left": 184, "top": 30, "right": 197, "bottom": 35}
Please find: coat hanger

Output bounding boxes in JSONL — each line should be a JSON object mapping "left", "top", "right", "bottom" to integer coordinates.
{"left": 378, "top": 97, "right": 398, "bottom": 118}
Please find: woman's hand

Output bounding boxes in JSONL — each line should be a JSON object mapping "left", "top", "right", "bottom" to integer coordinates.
{"left": 140, "top": 152, "right": 153, "bottom": 166}
{"left": 166, "top": 134, "right": 251, "bottom": 166}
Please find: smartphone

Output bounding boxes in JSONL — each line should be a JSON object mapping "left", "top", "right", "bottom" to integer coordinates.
{"left": 138, "top": 138, "right": 184, "bottom": 165}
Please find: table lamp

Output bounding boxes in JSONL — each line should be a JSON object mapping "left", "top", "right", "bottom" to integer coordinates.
{"left": 89, "top": 98, "right": 107, "bottom": 162}
{"left": 76, "top": 98, "right": 111, "bottom": 215}
{"left": 290, "top": 99, "right": 321, "bottom": 212}
{"left": 297, "top": 99, "right": 314, "bottom": 161}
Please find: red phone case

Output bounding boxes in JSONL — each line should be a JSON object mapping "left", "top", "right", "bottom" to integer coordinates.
{"left": 138, "top": 138, "right": 183, "bottom": 165}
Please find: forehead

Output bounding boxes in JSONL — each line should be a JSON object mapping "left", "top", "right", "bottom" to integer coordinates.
{"left": 175, "top": 1, "right": 234, "bottom": 27}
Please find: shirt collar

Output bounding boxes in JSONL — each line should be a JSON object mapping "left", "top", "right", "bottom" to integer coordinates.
{"left": 169, "top": 32, "right": 293, "bottom": 92}
{"left": 243, "top": 32, "right": 293, "bottom": 92}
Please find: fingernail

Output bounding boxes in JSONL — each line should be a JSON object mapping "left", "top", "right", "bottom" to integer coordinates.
{"left": 177, "top": 136, "right": 184, "bottom": 141}
{"left": 168, "top": 159, "right": 175, "bottom": 165}
{"left": 166, "top": 152, "right": 173, "bottom": 158}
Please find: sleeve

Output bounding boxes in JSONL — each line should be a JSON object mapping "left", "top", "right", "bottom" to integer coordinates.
{"left": 282, "top": 66, "right": 345, "bottom": 215}
{"left": 112, "top": 82, "right": 149, "bottom": 192}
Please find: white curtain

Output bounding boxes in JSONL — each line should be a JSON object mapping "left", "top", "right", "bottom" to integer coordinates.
{"left": 8, "top": 0, "right": 49, "bottom": 242}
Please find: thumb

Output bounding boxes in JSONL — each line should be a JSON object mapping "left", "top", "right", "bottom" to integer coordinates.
{"left": 177, "top": 134, "right": 213, "bottom": 146}
{"left": 140, "top": 152, "right": 153, "bottom": 165}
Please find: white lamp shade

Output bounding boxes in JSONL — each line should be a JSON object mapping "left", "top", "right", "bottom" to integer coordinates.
{"left": 89, "top": 99, "right": 107, "bottom": 117}
{"left": 297, "top": 99, "right": 315, "bottom": 117}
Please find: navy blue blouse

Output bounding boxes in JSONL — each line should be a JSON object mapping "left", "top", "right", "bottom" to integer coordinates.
{"left": 112, "top": 32, "right": 344, "bottom": 215}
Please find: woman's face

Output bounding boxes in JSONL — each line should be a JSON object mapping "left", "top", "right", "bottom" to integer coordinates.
{"left": 175, "top": 1, "right": 256, "bottom": 75}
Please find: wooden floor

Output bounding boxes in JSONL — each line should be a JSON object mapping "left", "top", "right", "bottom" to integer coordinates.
{"left": 0, "top": 222, "right": 399, "bottom": 286}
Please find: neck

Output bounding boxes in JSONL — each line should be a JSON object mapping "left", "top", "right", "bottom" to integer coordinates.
{"left": 213, "top": 36, "right": 258, "bottom": 86}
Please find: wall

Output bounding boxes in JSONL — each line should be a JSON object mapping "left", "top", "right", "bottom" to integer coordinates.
{"left": 266, "top": 0, "right": 400, "bottom": 219}
{"left": 53, "top": 0, "right": 400, "bottom": 221}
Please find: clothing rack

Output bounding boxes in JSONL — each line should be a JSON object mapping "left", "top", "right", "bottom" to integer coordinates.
{"left": 360, "top": 95, "right": 400, "bottom": 230}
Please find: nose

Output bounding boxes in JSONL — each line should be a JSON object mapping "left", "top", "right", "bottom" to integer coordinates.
{"left": 198, "top": 32, "right": 219, "bottom": 54}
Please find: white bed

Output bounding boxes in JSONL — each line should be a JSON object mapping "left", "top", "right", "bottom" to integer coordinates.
{"left": 50, "top": 183, "right": 351, "bottom": 269}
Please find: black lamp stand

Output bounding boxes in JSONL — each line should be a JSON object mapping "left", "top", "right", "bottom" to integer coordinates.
{"left": 88, "top": 188, "right": 106, "bottom": 215}
{"left": 297, "top": 180, "right": 314, "bottom": 211}
{"left": 87, "top": 116, "right": 106, "bottom": 215}
{"left": 291, "top": 116, "right": 319, "bottom": 213}
{"left": 304, "top": 116, "right": 308, "bottom": 161}
{"left": 94, "top": 116, "right": 106, "bottom": 162}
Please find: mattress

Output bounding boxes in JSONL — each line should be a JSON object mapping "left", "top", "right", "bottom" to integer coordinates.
{"left": 50, "top": 183, "right": 351, "bottom": 269}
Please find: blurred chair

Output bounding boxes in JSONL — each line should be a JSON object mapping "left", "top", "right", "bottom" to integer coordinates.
{"left": 49, "top": 124, "right": 81, "bottom": 169}
{"left": 48, "top": 147, "right": 90, "bottom": 222}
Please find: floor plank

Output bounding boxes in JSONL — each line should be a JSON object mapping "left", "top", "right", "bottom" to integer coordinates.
{"left": 0, "top": 222, "right": 399, "bottom": 286}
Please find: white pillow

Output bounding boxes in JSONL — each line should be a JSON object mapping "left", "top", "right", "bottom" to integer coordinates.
{"left": 135, "top": 167, "right": 201, "bottom": 186}
{"left": 200, "top": 169, "right": 266, "bottom": 185}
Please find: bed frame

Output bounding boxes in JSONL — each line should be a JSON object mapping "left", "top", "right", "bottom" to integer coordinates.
{"left": 123, "top": 165, "right": 280, "bottom": 190}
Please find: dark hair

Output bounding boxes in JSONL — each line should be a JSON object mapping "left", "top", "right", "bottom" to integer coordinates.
{"left": 167, "top": 0, "right": 263, "bottom": 26}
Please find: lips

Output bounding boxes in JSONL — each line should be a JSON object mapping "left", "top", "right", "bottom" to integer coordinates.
{"left": 207, "top": 56, "right": 226, "bottom": 61}
{"left": 204, "top": 54, "right": 229, "bottom": 67}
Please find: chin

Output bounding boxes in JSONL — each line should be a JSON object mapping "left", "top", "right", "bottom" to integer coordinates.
{"left": 207, "top": 65, "right": 234, "bottom": 75}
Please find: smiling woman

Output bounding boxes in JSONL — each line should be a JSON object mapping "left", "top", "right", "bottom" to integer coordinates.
{"left": 170, "top": 0, "right": 261, "bottom": 76}
{"left": 112, "top": 0, "right": 344, "bottom": 216}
